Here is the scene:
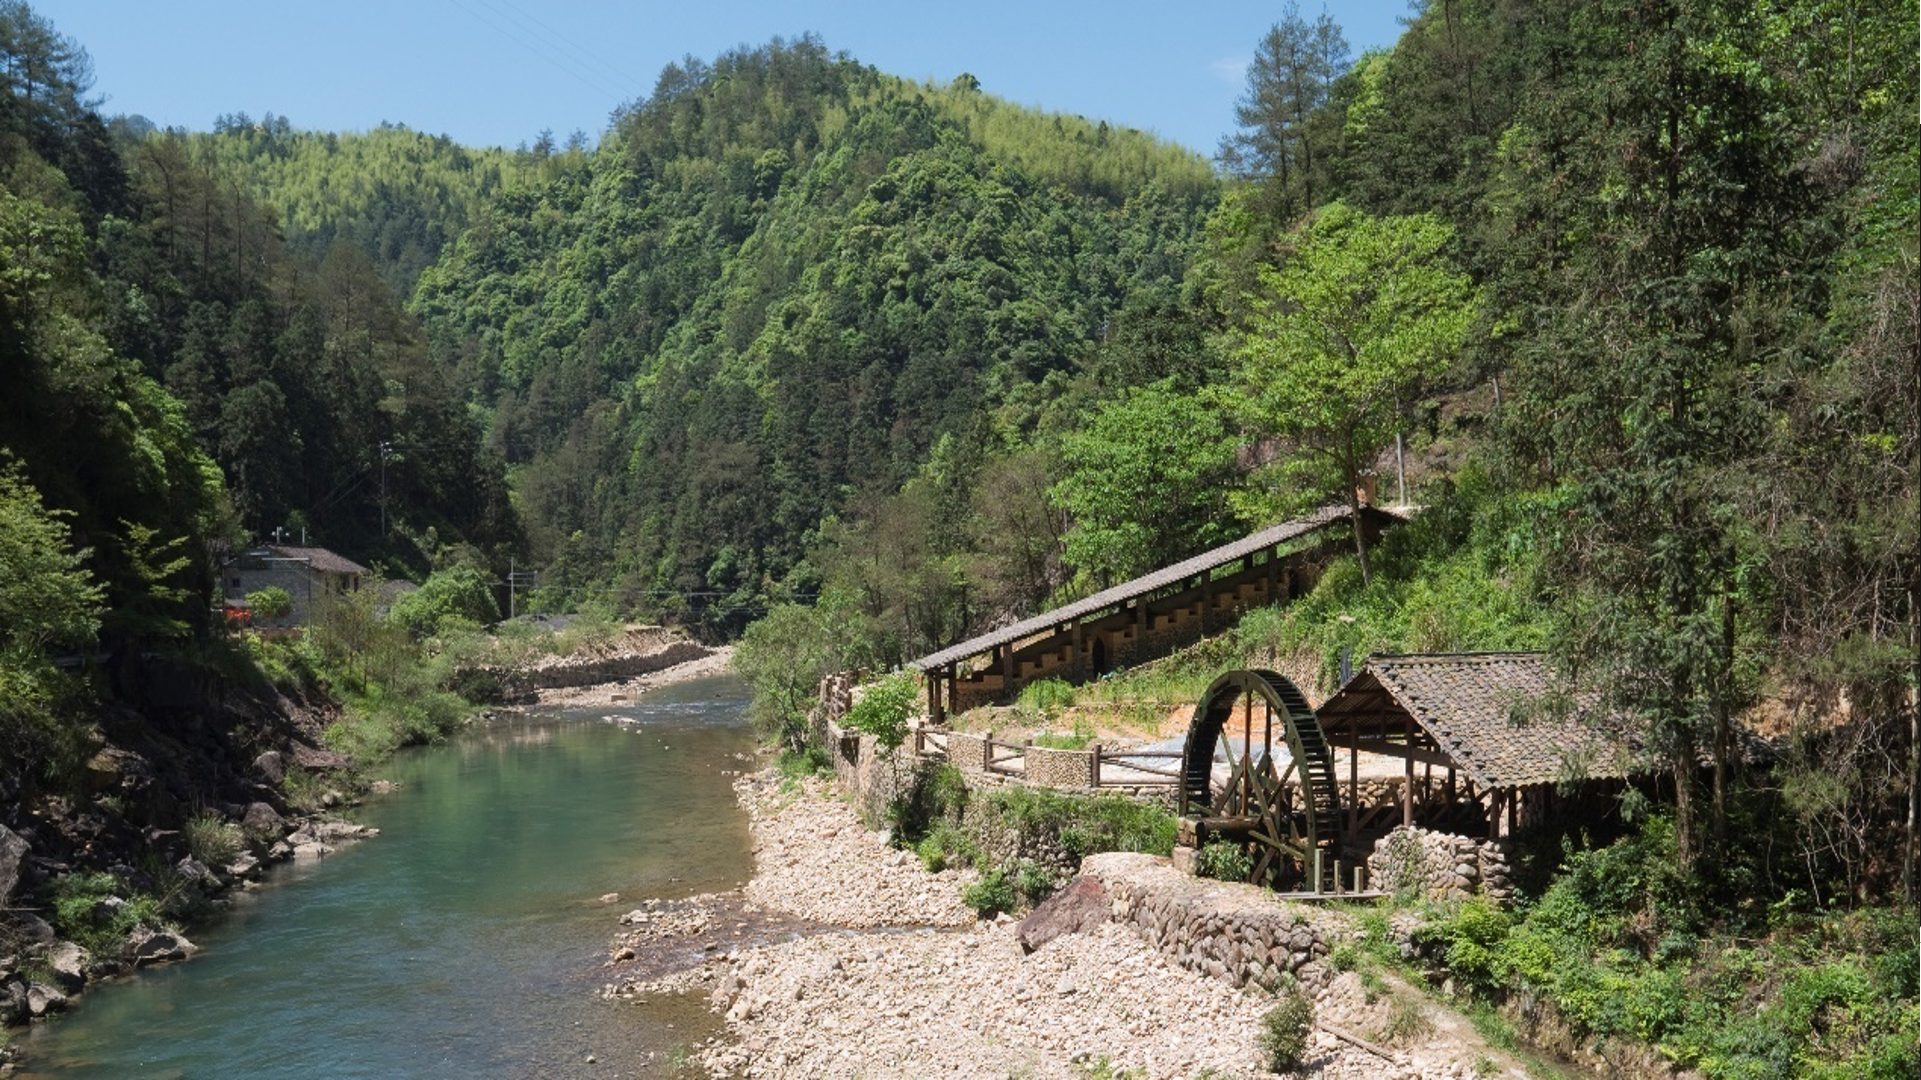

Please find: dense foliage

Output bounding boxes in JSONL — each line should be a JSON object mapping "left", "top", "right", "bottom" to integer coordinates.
{"left": 409, "top": 37, "right": 1217, "bottom": 635}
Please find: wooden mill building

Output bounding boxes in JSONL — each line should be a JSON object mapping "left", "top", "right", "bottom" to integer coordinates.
{"left": 1317, "top": 652, "right": 1640, "bottom": 849}
{"left": 910, "top": 505, "right": 1403, "bottom": 724}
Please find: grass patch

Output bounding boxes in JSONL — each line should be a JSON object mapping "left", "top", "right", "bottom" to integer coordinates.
{"left": 47, "top": 872, "right": 168, "bottom": 956}
{"left": 183, "top": 812, "right": 244, "bottom": 867}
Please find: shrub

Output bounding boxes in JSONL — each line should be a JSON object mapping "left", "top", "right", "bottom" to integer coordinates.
{"left": 387, "top": 566, "right": 501, "bottom": 638}
{"left": 843, "top": 671, "right": 920, "bottom": 753}
{"left": 245, "top": 585, "right": 293, "bottom": 621}
{"left": 1259, "top": 982, "right": 1315, "bottom": 1071}
{"left": 776, "top": 744, "right": 833, "bottom": 781}
{"left": 184, "top": 812, "right": 244, "bottom": 867}
{"left": 1414, "top": 899, "right": 1513, "bottom": 997}
{"left": 48, "top": 872, "right": 165, "bottom": 955}
{"left": 916, "top": 820, "right": 979, "bottom": 872}
{"left": 962, "top": 869, "right": 1016, "bottom": 917}
{"left": 1197, "top": 838, "right": 1253, "bottom": 882}
{"left": 1015, "top": 860, "right": 1057, "bottom": 904}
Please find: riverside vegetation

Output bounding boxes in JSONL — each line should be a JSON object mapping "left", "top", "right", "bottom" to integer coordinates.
{"left": 1, "top": 0, "right": 1915, "bottom": 1075}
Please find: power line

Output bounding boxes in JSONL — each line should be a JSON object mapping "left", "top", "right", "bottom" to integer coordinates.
{"left": 467, "top": 0, "right": 644, "bottom": 98}
{"left": 442, "top": 0, "right": 627, "bottom": 106}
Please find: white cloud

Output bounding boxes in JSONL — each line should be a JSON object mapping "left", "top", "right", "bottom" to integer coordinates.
{"left": 1210, "top": 56, "right": 1248, "bottom": 87}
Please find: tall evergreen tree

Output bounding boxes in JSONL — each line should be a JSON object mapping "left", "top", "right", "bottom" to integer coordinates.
{"left": 1218, "top": 2, "right": 1350, "bottom": 220}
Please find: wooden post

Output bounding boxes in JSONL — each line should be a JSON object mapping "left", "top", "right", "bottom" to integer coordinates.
{"left": 1267, "top": 545, "right": 1280, "bottom": 602}
{"left": 1000, "top": 644, "right": 1015, "bottom": 701}
{"left": 1349, "top": 730, "right": 1359, "bottom": 843}
{"left": 1071, "top": 620, "right": 1084, "bottom": 681}
{"left": 929, "top": 670, "right": 944, "bottom": 727}
{"left": 1090, "top": 741, "right": 1103, "bottom": 787}
{"left": 1313, "top": 849, "right": 1325, "bottom": 894}
{"left": 945, "top": 663, "right": 959, "bottom": 718}
{"left": 1403, "top": 714, "right": 1415, "bottom": 827}
{"left": 1134, "top": 597, "right": 1147, "bottom": 657}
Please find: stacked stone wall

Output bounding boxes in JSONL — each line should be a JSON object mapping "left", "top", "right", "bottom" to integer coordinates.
{"left": 1366, "top": 826, "right": 1513, "bottom": 905}
{"left": 1081, "top": 852, "right": 1349, "bottom": 992}
{"left": 1023, "top": 745, "right": 1098, "bottom": 788}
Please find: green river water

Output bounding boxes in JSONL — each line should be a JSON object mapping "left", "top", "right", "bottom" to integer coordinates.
{"left": 16, "top": 674, "right": 756, "bottom": 1079}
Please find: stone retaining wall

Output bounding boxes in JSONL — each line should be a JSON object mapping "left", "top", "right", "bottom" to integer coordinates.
{"left": 1024, "top": 744, "right": 1098, "bottom": 788}
{"left": 1367, "top": 825, "right": 1514, "bottom": 904}
{"left": 1080, "top": 852, "right": 1349, "bottom": 992}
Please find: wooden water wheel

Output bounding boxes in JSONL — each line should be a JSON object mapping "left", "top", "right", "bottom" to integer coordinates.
{"left": 1177, "top": 670, "right": 1342, "bottom": 889}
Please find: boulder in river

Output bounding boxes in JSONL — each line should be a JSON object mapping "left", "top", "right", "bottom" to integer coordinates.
{"left": 48, "top": 941, "right": 89, "bottom": 992}
{"left": 125, "top": 925, "right": 197, "bottom": 967}
{"left": 27, "top": 981, "right": 67, "bottom": 1017}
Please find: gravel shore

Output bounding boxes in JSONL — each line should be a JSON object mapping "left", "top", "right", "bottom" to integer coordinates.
{"left": 605, "top": 767, "right": 1526, "bottom": 1079}
{"left": 530, "top": 646, "right": 735, "bottom": 708}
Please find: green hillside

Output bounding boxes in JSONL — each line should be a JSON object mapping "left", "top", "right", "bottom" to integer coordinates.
{"left": 410, "top": 37, "right": 1220, "bottom": 632}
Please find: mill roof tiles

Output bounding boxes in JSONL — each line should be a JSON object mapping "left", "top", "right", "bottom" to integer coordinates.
{"left": 1319, "top": 652, "right": 1642, "bottom": 790}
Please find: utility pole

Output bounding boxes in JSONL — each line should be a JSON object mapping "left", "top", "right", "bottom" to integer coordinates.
{"left": 379, "top": 441, "right": 392, "bottom": 537}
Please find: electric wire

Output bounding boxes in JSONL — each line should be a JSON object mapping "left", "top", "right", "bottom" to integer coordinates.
{"left": 441, "top": 0, "right": 626, "bottom": 106}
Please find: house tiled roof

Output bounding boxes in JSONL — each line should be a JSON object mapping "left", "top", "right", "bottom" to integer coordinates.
{"left": 1318, "top": 652, "right": 1641, "bottom": 789}
{"left": 910, "top": 505, "right": 1401, "bottom": 672}
{"left": 267, "top": 545, "right": 369, "bottom": 576}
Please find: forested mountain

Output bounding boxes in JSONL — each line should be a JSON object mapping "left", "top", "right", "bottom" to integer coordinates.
{"left": 1, "top": 0, "right": 516, "bottom": 781}
{"left": 185, "top": 117, "right": 539, "bottom": 297}
{"left": 410, "top": 37, "right": 1219, "bottom": 632}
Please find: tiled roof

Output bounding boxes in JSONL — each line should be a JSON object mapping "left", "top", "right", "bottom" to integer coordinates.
{"left": 1318, "top": 652, "right": 1640, "bottom": 789}
{"left": 910, "top": 505, "right": 1401, "bottom": 672}
{"left": 267, "top": 545, "right": 369, "bottom": 576}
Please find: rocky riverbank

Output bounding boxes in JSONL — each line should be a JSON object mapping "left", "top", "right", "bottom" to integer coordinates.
{"left": 0, "top": 630, "right": 732, "bottom": 1071}
{"left": 600, "top": 768, "right": 1531, "bottom": 1079}
{"left": 528, "top": 645, "right": 734, "bottom": 709}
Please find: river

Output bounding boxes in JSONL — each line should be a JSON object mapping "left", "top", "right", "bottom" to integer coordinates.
{"left": 16, "top": 675, "right": 756, "bottom": 1079}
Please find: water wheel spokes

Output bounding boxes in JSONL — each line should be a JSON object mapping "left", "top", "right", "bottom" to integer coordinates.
{"left": 1178, "top": 670, "right": 1343, "bottom": 891}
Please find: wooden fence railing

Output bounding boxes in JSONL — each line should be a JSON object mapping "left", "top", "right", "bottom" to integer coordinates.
{"left": 910, "top": 726, "right": 1185, "bottom": 790}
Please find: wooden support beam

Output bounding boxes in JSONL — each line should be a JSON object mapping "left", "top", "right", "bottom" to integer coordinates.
{"left": 1403, "top": 713, "right": 1415, "bottom": 826}
{"left": 945, "top": 662, "right": 958, "bottom": 717}
{"left": 1322, "top": 735, "right": 1457, "bottom": 770}
{"left": 1071, "top": 620, "right": 1084, "bottom": 682}
{"left": 929, "top": 669, "right": 944, "bottom": 727}
{"left": 1000, "top": 644, "right": 1014, "bottom": 700}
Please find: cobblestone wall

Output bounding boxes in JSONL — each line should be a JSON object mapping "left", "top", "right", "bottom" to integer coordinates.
{"left": 1082, "top": 852, "right": 1349, "bottom": 992}
{"left": 1366, "top": 825, "right": 1514, "bottom": 905}
{"left": 1024, "top": 744, "right": 1098, "bottom": 788}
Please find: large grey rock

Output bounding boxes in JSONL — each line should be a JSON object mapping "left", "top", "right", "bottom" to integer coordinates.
{"left": 125, "top": 925, "right": 197, "bottom": 966}
{"left": 1016, "top": 875, "right": 1111, "bottom": 954}
{"left": 27, "top": 981, "right": 67, "bottom": 1016}
{"left": 47, "top": 941, "right": 89, "bottom": 992}
{"left": 0, "top": 974, "right": 25, "bottom": 1025}
{"left": 16, "top": 912, "right": 55, "bottom": 945}
{"left": 241, "top": 801, "right": 284, "bottom": 838}
{"left": 0, "top": 825, "right": 28, "bottom": 906}
{"left": 252, "top": 750, "right": 285, "bottom": 784}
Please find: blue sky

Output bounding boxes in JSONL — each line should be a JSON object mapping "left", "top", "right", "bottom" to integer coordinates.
{"left": 37, "top": 1, "right": 1414, "bottom": 154}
